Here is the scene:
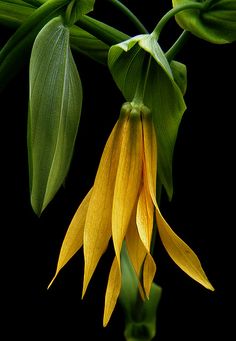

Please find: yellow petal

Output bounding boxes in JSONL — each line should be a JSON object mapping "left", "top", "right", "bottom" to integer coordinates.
{"left": 136, "top": 181, "right": 154, "bottom": 251}
{"left": 126, "top": 204, "right": 146, "bottom": 299}
{"left": 48, "top": 189, "right": 92, "bottom": 288}
{"left": 142, "top": 109, "right": 214, "bottom": 291}
{"left": 143, "top": 253, "right": 156, "bottom": 298}
{"left": 142, "top": 111, "right": 158, "bottom": 205}
{"left": 82, "top": 119, "right": 124, "bottom": 297}
{"left": 103, "top": 257, "right": 121, "bottom": 327}
{"left": 126, "top": 206, "right": 146, "bottom": 278}
{"left": 155, "top": 207, "right": 214, "bottom": 291}
{"left": 112, "top": 114, "right": 143, "bottom": 266}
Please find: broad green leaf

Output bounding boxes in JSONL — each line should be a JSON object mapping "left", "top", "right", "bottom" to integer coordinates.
{"left": 0, "top": 0, "right": 70, "bottom": 91}
{"left": 173, "top": 0, "right": 236, "bottom": 44}
{"left": 28, "top": 15, "right": 82, "bottom": 215}
{"left": 108, "top": 35, "right": 186, "bottom": 200}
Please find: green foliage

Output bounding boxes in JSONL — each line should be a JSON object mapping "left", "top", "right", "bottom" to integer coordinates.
{"left": 65, "top": 0, "right": 95, "bottom": 26}
{"left": 0, "top": 1, "right": 34, "bottom": 29}
{"left": 173, "top": 0, "right": 236, "bottom": 44}
{"left": 28, "top": 15, "right": 82, "bottom": 215}
{"left": 0, "top": 0, "right": 70, "bottom": 91}
{"left": 170, "top": 60, "right": 187, "bottom": 96}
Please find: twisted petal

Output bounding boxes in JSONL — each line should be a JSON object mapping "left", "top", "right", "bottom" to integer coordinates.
{"left": 155, "top": 208, "right": 214, "bottom": 290}
{"left": 103, "top": 257, "right": 121, "bottom": 327}
{"left": 136, "top": 176, "right": 156, "bottom": 298}
{"left": 112, "top": 114, "right": 143, "bottom": 266}
{"left": 143, "top": 111, "right": 214, "bottom": 291}
{"left": 136, "top": 181, "right": 154, "bottom": 252}
{"left": 48, "top": 189, "right": 92, "bottom": 288}
{"left": 143, "top": 252, "right": 156, "bottom": 297}
{"left": 126, "top": 204, "right": 146, "bottom": 299}
{"left": 82, "top": 119, "right": 124, "bottom": 297}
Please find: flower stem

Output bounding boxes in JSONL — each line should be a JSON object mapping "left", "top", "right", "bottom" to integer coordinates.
{"left": 165, "top": 30, "right": 190, "bottom": 62}
{"left": 107, "top": 0, "right": 148, "bottom": 34}
{"left": 153, "top": 2, "right": 205, "bottom": 39}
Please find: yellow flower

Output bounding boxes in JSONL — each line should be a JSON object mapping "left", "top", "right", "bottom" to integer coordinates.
{"left": 49, "top": 102, "right": 214, "bottom": 326}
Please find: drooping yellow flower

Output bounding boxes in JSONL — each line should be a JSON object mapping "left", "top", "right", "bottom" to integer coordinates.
{"left": 49, "top": 102, "right": 214, "bottom": 326}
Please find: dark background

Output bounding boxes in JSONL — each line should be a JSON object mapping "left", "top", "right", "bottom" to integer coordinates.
{"left": 1, "top": 0, "right": 235, "bottom": 339}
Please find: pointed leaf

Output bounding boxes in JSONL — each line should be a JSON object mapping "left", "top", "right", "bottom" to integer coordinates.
{"left": 28, "top": 16, "right": 82, "bottom": 214}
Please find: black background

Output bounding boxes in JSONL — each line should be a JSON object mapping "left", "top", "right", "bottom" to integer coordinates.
{"left": 1, "top": 0, "right": 235, "bottom": 339}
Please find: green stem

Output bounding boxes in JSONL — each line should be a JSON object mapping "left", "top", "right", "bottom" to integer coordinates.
{"left": 165, "top": 30, "right": 190, "bottom": 62}
{"left": 107, "top": 0, "right": 148, "bottom": 34}
{"left": 153, "top": 2, "right": 205, "bottom": 39}
{"left": 132, "top": 52, "right": 152, "bottom": 105}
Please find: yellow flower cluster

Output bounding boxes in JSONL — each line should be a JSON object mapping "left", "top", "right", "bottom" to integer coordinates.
{"left": 49, "top": 102, "right": 214, "bottom": 326}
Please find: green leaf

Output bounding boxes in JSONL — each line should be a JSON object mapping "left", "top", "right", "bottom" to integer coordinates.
{"left": 0, "top": 0, "right": 70, "bottom": 91}
{"left": 72, "top": 0, "right": 95, "bottom": 17}
{"left": 0, "top": 1, "right": 34, "bottom": 29}
{"left": 0, "top": 1, "right": 109, "bottom": 66}
{"left": 108, "top": 35, "right": 186, "bottom": 200}
{"left": 69, "top": 25, "right": 108, "bottom": 64}
{"left": 65, "top": 0, "right": 95, "bottom": 26}
{"left": 28, "top": 15, "right": 82, "bottom": 215}
{"left": 170, "top": 60, "right": 187, "bottom": 96}
{"left": 173, "top": 0, "right": 236, "bottom": 44}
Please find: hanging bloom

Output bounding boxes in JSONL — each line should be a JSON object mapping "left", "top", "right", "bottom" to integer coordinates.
{"left": 49, "top": 102, "right": 214, "bottom": 327}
